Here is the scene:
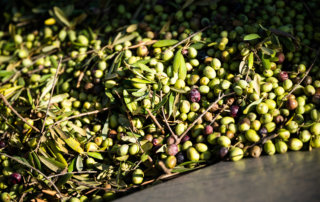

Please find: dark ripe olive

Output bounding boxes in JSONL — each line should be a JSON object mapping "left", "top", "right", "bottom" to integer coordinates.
{"left": 259, "top": 127, "right": 268, "bottom": 136}
{"left": 250, "top": 145, "right": 262, "bottom": 158}
{"left": 219, "top": 147, "right": 229, "bottom": 159}
{"left": 189, "top": 88, "right": 201, "bottom": 103}
{"left": 9, "top": 173, "right": 22, "bottom": 184}
{"left": 230, "top": 105, "right": 240, "bottom": 117}
{"left": 312, "top": 88, "right": 320, "bottom": 104}
{"left": 278, "top": 71, "right": 289, "bottom": 82}
{"left": 176, "top": 152, "right": 185, "bottom": 164}
{"left": 0, "top": 141, "right": 6, "bottom": 148}
{"left": 181, "top": 135, "right": 190, "bottom": 143}
{"left": 287, "top": 99, "right": 298, "bottom": 110}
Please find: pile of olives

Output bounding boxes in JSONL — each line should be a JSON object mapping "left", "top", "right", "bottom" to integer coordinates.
{"left": 0, "top": 0, "right": 319, "bottom": 201}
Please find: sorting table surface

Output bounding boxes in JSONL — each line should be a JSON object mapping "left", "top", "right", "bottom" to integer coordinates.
{"left": 117, "top": 149, "right": 320, "bottom": 202}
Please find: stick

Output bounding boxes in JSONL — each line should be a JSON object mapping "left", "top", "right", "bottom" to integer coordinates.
{"left": 41, "top": 57, "right": 62, "bottom": 133}
{"left": 53, "top": 107, "right": 109, "bottom": 125}
{"left": 158, "top": 160, "right": 172, "bottom": 175}
{"left": 177, "top": 92, "right": 235, "bottom": 144}
{"left": 0, "top": 152, "right": 63, "bottom": 198}
{"left": 146, "top": 108, "right": 165, "bottom": 135}
{"left": 169, "top": 25, "right": 210, "bottom": 51}
{"left": 284, "top": 49, "right": 320, "bottom": 100}
{"left": 0, "top": 94, "right": 40, "bottom": 133}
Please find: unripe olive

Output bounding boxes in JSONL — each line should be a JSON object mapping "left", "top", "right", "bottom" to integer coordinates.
{"left": 263, "top": 140, "right": 276, "bottom": 155}
{"left": 129, "top": 144, "right": 140, "bottom": 155}
{"left": 203, "top": 66, "right": 216, "bottom": 79}
{"left": 165, "top": 156, "right": 177, "bottom": 169}
{"left": 299, "top": 130, "right": 311, "bottom": 143}
{"left": 245, "top": 129, "right": 260, "bottom": 143}
{"left": 117, "top": 144, "right": 129, "bottom": 156}
{"left": 229, "top": 147, "right": 244, "bottom": 161}
{"left": 310, "top": 123, "right": 320, "bottom": 135}
{"left": 132, "top": 169, "right": 144, "bottom": 184}
{"left": 310, "top": 136, "right": 320, "bottom": 148}
{"left": 182, "top": 140, "right": 193, "bottom": 151}
{"left": 217, "top": 136, "right": 231, "bottom": 147}
{"left": 187, "top": 147, "right": 200, "bottom": 161}
{"left": 275, "top": 141, "right": 288, "bottom": 154}
{"left": 195, "top": 143, "right": 208, "bottom": 153}
{"left": 288, "top": 138, "right": 303, "bottom": 151}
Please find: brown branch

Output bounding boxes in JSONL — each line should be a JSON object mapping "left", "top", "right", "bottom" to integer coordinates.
{"left": 158, "top": 160, "right": 172, "bottom": 174}
{"left": 146, "top": 108, "right": 165, "bottom": 135}
{"left": 284, "top": 49, "right": 320, "bottom": 100}
{"left": 41, "top": 57, "right": 62, "bottom": 133}
{"left": 0, "top": 94, "right": 40, "bottom": 133}
{"left": 0, "top": 152, "right": 63, "bottom": 199}
{"left": 53, "top": 107, "right": 109, "bottom": 126}
{"left": 169, "top": 25, "right": 210, "bottom": 51}
{"left": 209, "top": 105, "right": 229, "bottom": 126}
{"left": 160, "top": 91, "right": 178, "bottom": 142}
{"left": 177, "top": 92, "right": 235, "bottom": 144}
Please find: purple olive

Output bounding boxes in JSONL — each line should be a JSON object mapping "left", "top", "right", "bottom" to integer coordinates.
{"left": 230, "top": 105, "right": 240, "bottom": 117}
{"left": 189, "top": 88, "right": 201, "bottom": 103}
{"left": 204, "top": 125, "right": 213, "bottom": 135}
{"left": 259, "top": 127, "right": 268, "bottom": 136}
{"left": 181, "top": 135, "right": 190, "bottom": 144}
{"left": 278, "top": 71, "right": 289, "bottom": 82}
{"left": 219, "top": 147, "right": 229, "bottom": 159}
{"left": 10, "top": 173, "right": 22, "bottom": 184}
{"left": 167, "top": 144, "right": 178, "bottom": 156}
{"left": 0, "top": 141, "right": 5, "bottom": 148}
{"left": 176, "top": 152, "right": 185, "bottom": 164}
{"left": 277, "top": 52, "right": 285, "bottom": 64}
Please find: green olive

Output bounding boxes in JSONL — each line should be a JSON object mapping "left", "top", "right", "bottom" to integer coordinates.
{"left": 310, "top": 123, "right": 320, "bottom": 135}
{"left": 229, "top": 147, "right": 244, "bottom": 161}
{"left": 165, "top": 156, "right": 177, "bottom": 169}
{"left": 275, "top": 141, "right": 288, "bottom": 154}
{"left": 132, "top": 169, "right": 144, "bottom": 184}
{"left": 263, "top": 140, "right": 276, "bottom": 155}
{"left": 245, "top": 129, "right": 260, "bottom": 143}
{"left": 288, "top": 138, "right": 303, "bottom": 151}
{"left": 187, "top": 147, "right": 200, "bottom": 161}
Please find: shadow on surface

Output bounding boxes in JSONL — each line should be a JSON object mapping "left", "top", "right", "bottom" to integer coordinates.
{"left": 117, "top": 149, "right": 320, "bottom": 202}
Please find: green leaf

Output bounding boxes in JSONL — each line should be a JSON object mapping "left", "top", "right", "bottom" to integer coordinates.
{"left": 260, "top": 47, "right": 275, "bottom": 56}
{"left": 13, "top": 156, "right": 31, "bottom": 166}
{"left": 190, "top": 42, "right": 205, "bottom": 50}
{"left": 243, "top": 97, "right": 264, "bottom": 114}
{"left": 130, "top": 78, "right": 154, "bottom": 84}
{"left": 76, "top": 155, "right": 83, "bottom": 171}
{"left": 152, "top": 93, "right": 169, "bottom": 113}
{"left": 113, "top": 33, "right": 137, "bottom": 46}
{"left": 173, "top": 49, "right": 187, "bottom": 80}
{"left": 279, "top": 36, "right": 295, "bottom": 52}
{"left": 42, "top": 45, "right": 57, "bottom": 53}
{"left": 64, "top": 137, "right": 84, "bottom": 154}
{"left": 40, "top": 76, "right": 54, "bottom": 101}
{"left": 0, "top": 56, "right": 11, "bottom": 64}
{"left": 140, "top": 153, "right": 149, "bottom": 162}
{"left": 0, "top": 70, "right": 14, "bottom": 77}
{"left": 118, "top": 114, "right": 131, "bottom": 129}
{"left": 168, "top": 92, "right": 175, "bottom": 118}
{"left": 38, "top": 156, "right": 66, "bottom": 172}
{"left": 126, "top": 24, "right": 138, "bottom": 33}
{"left": 40, "top": 93, "right": 69, "bottom": 107}
{"left": 116, "top": 155, "right": 129, "bottom": 161}
{"left": 253, "top": 74, "right": 261, "bottom": 95}
{"left": 177, "top": 160, "right": 205, "bottom": 166}
{"left": 171, "top": 166, "right": 199, "bottom": 173}
{"left": 53, "top": 6, "right": 71, "bottom": 27}
{"left": 261, "top": 54, "right": 271, "bottom": 70}
{"left": 153, "top": 40, "right": 178, "bottom": 48}
{"left": 243, "top": 34, "right": 260, "bottom": 41}
{"left": 87, "top": 152, "right": 104, "bottom": 160}
{"left": 132, "top": 62, "right": 154, "bottom": 74}
{"left": 248, "top": 52, "right": 254, "bottom": 69}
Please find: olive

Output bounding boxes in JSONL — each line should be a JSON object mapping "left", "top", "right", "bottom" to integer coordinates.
{"left": 166, "top": 144, "right": 179, "bottom": 156}
{"left": 275, "top": 141, "right": 288, "bottom": 154}
{"left": 229, "top": 147, "right": 244, "bottom": 161}
{"left": 264, "top": 140, "right": 276, "bottom": 155}
{"left": 250, "top": 146, "right": 262, "bottom": 158}
{"left": 288, "top": 138, "right": 303, "bottom": 151}
{"left": 245, "top": 129, "right": 260, "bottom": 143}
{"left": 310, "top": 123, "right": 320, "bottom": 135}
{"left": 165, "top": 156, "right": 177, "bottom": 169}
{"left": 9, "top": 173, "right": 22, "bottom": 185}
{"left": 287, "top": 99, "right": 298, "bottom": 110}
{"left": 132, "top": 169, "right": 144, "bottom": 185}
{"left": 217, "top": 136, "right": 231, "bottom": 147}
{"left": 187, "top": 147, "right": 200, "bottom": 161}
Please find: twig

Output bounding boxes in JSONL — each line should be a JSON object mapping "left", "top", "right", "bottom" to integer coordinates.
{"left": 47, "top": 171, "right": 98, "bottom": 178}
{"left": 0, "top": 152, "right": 63, "bottom": 198}
{"left": 169, "top": 25, "right": 210, "bottom": 51}
{"left": 41, "top": 57, "right": 62, "bottom": 133}
{"left": 283, "top": 49, "right": 320, "bottom": 100}
{"left": 177, "top": 92, "right": 235, "bottom": 144}
{"left": 146, "top": 108, "right": 165, "bottom": 135}
{"left": 158, "top": 161, "right": 172, "bottom": 174}
{"left": 160, "top": 91, "right": 178, "bottom": 142}
{"left": 53, "top": 107, "right": 109, "bottom": 125}
{"left": 0, "top": 94, "right": 40, "bottom": 133}
{"left": 209, "top": 105, "right": 229, "bottom": 126}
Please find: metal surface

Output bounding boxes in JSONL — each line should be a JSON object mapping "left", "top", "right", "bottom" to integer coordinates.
{"left": 117, "top": 149, "right": 320, "bottom": 202}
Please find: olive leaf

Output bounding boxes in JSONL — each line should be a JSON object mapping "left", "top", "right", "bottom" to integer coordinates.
{"left": 87, "top": 152, "right": 104, "bottom": 160}
{"left": 152, "top": 93, "right": 169, "bottom": 113}
{"left": 153, "top": 40, "right": 178, "bottom": 48}
{"left": 243, "top": 33, "right": 260, "bottom": 41}
{"left": 0, "top": 56, "right": 12, "bottom": 64}
{"left": 168, "top": 92, "right": 175, "bottom": 118}
{"left": 112, "top": 33, "right": 137, "bottom": 46}
{"left": 243, "top": 97, "right": 264, "bottom": 114}
{"left": 53, "top": 6, "right": 72, "bottom": 28}
{"left": 38, "top": 156, "right": 66, "bottom": 172}
{"left": 261, "top": 54, "right": 271, "bottom": 70}
{"left": 76, "top": 155, "right": 84, "bottom": 171}
{"left": 173, "top": 48, "right": 187, "bottom": 80}
{"left": 248, "top": 52, "right": 254, "bottom": 69}
{"left": 253, "top": 74, "right": 261, "bottom": 95}
{"left": 260, "top": 47, "right": 275, "bottom": 56}
{"left": 131, "top": 62, "right": 154, "bottom": 74}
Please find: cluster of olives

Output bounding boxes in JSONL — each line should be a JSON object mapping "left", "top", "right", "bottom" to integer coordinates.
{"left": 0, "top": 0, "right": 319, "bottom": 201}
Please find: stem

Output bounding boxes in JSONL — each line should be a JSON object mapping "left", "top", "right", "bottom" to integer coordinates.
{"left": 47, "top": 171, "right": 98, "bottom": 178}
{"left": 177, "top": 92, "right": 235, "bottom": 144}
{"left": 284, "top": 49, "right": 320, "bottom": 100}
{"left": 146, "top": 108, "right": 165, "bottom": 135}
{"left": 53, "top": 107, "right": 109, "bottom": 125}
{"left": 0, "top": 94, "right": 40, "bottom": 133}
{"left": 169, "top": 25, "right": 210, "bottom": 51}
{"left": 0, "top": 152, "right": 63, "bottom": 198}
